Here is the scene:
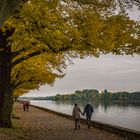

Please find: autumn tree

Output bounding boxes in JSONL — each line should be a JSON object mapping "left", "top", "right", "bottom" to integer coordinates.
{"left": 0, "top": 0, "right": 140, "bottom": 127}
{"left": 0, "top": 0, "right": 28, "bottom": 26}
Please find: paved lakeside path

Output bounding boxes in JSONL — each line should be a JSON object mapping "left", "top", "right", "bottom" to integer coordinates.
{"left": 0, "top": 103, "right": 125, "bottom": 140}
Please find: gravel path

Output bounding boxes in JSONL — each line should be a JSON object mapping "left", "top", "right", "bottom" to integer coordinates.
{"left": 0, "top": 103, "right": 126, "bottom": 140}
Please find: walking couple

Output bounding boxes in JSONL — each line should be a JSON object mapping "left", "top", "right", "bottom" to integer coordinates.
{"left": 72, "top": 102, "right": 94, "bottom": 129}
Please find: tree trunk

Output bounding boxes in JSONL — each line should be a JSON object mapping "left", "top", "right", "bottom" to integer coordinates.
{"left": 0, "top": 29, "right": 13, "bottom": 127}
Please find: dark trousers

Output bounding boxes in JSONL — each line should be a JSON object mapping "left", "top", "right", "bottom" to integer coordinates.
{"left": 23, "top": 106, "right": 26, "bottom": 112}
{"left": 86, "top": 116, "right": 91, "bottom": 128}
{"left": 74, "top": 118, "right": 80, "bottom": 129}
{"left": 23, "top": 106, "right": 29, "bottom": 112}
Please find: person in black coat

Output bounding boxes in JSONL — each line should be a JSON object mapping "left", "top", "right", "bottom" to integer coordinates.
{"left": 83, "top": 102, "right": 94, "bottom": 129}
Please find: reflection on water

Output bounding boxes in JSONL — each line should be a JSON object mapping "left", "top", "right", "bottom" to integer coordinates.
{"left": 31, "top": 100, "right": 140, "bottom": 131}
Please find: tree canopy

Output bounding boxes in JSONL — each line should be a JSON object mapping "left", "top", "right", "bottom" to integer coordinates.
{"left": 1, "top": 0, "right": 140, "bottom": 97}
{"left": 0, "top": 0, "right": 23, "bottom": 26}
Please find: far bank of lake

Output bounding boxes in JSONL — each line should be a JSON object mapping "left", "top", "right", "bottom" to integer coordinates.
{"left": 30, "top": 100, "right": 140, "bottom": 131}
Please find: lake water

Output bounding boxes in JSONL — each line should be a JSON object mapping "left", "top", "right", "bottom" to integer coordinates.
{"left": 30, "top": 100, "right": 140, "bottom": 131}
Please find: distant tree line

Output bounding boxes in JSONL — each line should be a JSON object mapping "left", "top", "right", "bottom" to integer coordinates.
{"left": 54, "top": 89, "right": 99, "bottom": 101}
{"left": 47, "top": 89, "right": 140, "bottom": 102}
{"left": 99, "top": 90, "right": 140, "bottom": 102}
{"left": 20, "top": 89, "right": 140, "bottom": 102}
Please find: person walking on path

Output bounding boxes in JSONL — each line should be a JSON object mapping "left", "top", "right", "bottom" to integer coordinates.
{"left": 22, "top": 101, "right": 30, "bottom": 112}
{"left": 23, "top": 101, "right": 27, "bottom": 112}
{"left": 83, "top": 102, "right": 94, "bottom": 129}
{"left": 72, "top": 103, "right": 83, "bottom": 129}
{"left": 26, "top": 101, "right": 30, "bottom": 112}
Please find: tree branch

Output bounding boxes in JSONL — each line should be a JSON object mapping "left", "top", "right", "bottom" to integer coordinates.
{"left": 11, "top": 50, "right": 42, "bottom": 68}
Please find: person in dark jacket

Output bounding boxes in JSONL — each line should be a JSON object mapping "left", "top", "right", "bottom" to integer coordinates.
{"left": 83, "top": 102, "right": 94, "bottom": 129}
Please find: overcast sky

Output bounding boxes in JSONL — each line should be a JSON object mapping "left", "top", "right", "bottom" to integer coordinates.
{"left": 22, "top": 54, "right": 140, "bottom": 97}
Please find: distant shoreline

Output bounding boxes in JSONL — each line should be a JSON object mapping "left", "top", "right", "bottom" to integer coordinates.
{"left": 19, "top": 98, "right": 140, "bottom": 103}
{"left": 19, "top": 89, "right": 140, "bottom": 103}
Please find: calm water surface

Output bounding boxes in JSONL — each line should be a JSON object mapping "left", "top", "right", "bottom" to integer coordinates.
{"left": 30, "top": 100, "right": 140, "bottom": 131}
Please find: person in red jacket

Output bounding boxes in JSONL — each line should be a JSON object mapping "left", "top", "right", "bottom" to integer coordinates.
{"left": 22, "top": 101, "right": 30, "bottom": 112}
{"left": 26, "top": 101, "right": 30, "bottom": 112}
{"left": 23, "top": 101, "right": 27, "bottom": 112}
